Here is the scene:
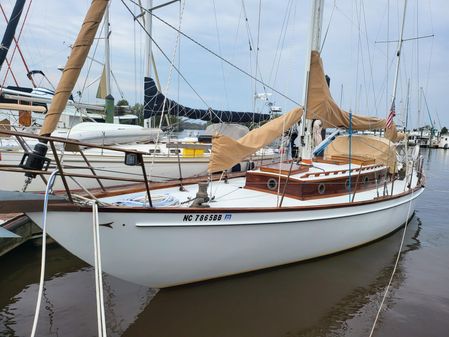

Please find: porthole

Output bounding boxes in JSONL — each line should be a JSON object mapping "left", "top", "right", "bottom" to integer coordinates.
{"left": 267, "top": 178, "right": 278, "bottom": 190}
{"left": 318, "top": 183, "right": 326, "bottom": 195}
{"left": 345, "top": 179, "right": 351, "bottom": 190}
{"left": 363, "top": 176, "right": 369, "bottom": 185}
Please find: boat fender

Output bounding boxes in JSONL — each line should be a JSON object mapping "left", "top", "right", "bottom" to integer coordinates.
{"left": 190, "top": 182, "right": 210, "bottom": 208}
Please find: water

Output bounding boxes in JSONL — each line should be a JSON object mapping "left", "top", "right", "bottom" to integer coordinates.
{"left": 0, "top": 148, "right": 448, "bottom": 337}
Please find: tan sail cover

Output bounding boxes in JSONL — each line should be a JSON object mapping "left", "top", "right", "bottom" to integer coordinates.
{"left": 307, "top": 51, "right": 404, "bottom": 142}
{"left": 40, "top": 0, "right": 108, "bottom": 136}
{"left": 324, "top": 135, "right": 397, "bottom": 172}
{"left": 208, "top": 107, "right": 303, "bottom": 173}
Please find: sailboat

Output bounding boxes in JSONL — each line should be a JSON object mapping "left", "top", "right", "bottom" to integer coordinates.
{"left": 0, "top": 0, "right": 424, "bottom": 288}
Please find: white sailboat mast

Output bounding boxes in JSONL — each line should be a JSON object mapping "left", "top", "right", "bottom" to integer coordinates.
{"left": 299, "top": 0, "right": 324, "bottom": 163}
{"left": 143, "top": 0, "right": 153, "bottom": 127}
{"left": 104, "top": 3, "right": 111, "bottom": 96}
{"left": 144, "top": 0, "right": 153, "bottom": 79}
{"left": 389, "top": 0, "right": 408, "bottom": 116}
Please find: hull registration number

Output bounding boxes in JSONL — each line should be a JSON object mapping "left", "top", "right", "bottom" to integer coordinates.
{"left": 183, "top": 214, "right": 232, "bottom": 222}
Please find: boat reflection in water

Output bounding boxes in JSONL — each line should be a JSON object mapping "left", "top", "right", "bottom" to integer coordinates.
{"left": 124, "top": 217, "right": 421, "bottom": 337}
{"left": 0, "top": 245, "right": 156, "bottom": 337}
{"left": 0, "top": 217, "right": 420, "bottom": 337}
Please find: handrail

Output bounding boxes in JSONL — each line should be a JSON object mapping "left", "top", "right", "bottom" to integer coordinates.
{"left": 300, "top": 164, "right": 384, "bottom": 179}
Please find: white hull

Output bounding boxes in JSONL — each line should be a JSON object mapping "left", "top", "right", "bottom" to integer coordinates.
{"left": 27, "top": 187, "right": 423, "bottom": 288}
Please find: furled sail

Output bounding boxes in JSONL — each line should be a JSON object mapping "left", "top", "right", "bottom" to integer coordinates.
{"left": 306, "top": 51, "right": 403, "bottom": 142}
{"left": 39, "top": 0, "right": 109, "bottom": 136}
{"left": 208, "top": 107, "right": 303, "bottom": 173}
{"left": 143, "top": 77, "right": 271, "bottom": 123}
{"left": 0, "top": 0, "right": 25, "bottom": 71}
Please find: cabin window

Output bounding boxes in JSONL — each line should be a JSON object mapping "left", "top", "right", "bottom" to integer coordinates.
{"left": 267, "top": 178, "right": 278, "bottom": 191}
{"left": 318, "top": 183, "right": 326, "bottom": 195}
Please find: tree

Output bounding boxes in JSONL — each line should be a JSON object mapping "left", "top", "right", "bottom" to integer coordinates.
{"left": 441, "top": 126, "right": 448, "bottom": 135}
{"left": 116, "top": 99, "right": 129, "bottom": 106}
{"left": 131, "top": 103, "right": 144, "bottom": 126}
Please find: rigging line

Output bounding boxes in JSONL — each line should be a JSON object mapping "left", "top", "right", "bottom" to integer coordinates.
{"left": 159, "top": 0, "right": 185, "bottom": 125}
{"left": 361, "top": 0, "right": 379, "bottom": 115}
{"left": 230, "top": 5, "right": 243, "bottom": 62}
{"left": 353, "top": 0, "right": 361, "bottom": 115}
{"left": 268, "top": 0, "right": 291, "bottom": 85}
{"left": 273, "top": 0, "right": 297, "bottom": 94}
{"left": 374, "top": 34, "right": 434, "bottom": 44}
{"left": 240, "top": 0, "right": 255, "bottom": 108}
{"left": 422, "top": 0, "right": 435, "bottom": 98}
{"left": 212, "top": 0, "right": 230, "bottom": 109}
{"left": 0, "top": 0, "right": 34, "bottom": 86}
{"left": 357, "top": 0, "right": 369, "bottom": 116}
{"left": 133, "top": 2, "right": 137, "bottom": 103}
{"left": 386, "top": 0, "right": 390, "bottom": 114}
{"left": 416, "top": 0, "right": 421, "bottom": 128}
{"left": 0, "top": 2, "right": 28, "bottom": 86}
{"left": 127, "top": 0, "right": 301, "bottom": 106}
{"left": 423, "top": 1, "right": 434, "bottom": 97}
{"left": 149, "top": 0, "right": 186, "bottom": 180}
{"left": 176, "top": 0, "right": 181, "bottom": 122}
{"left": 319, "top": 0, "right": 336, "bottom": 54}
{"left": 122, "top": 0, "right": 225, "bottom": 124}
{"left": 241, "top": 0, "right": 255, "bottom": 53}
{"left": 354, "top": 1, "right": 369, "bottom": 117}
{"left": 78, "top": 16, "right": 106, "bottom": 103}
{"left": 368, "top": 188, "right": 415, "bottom": 337}
{"left": 252, "top": 0, "right": 262, "bottom": 115}
{"left": 424, "top": 35, "right": 434, "bottom": 98}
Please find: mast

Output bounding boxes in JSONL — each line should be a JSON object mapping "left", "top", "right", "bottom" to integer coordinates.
{"left": 389, "top": 0, "right": 407, "bottom": 122}
{"left": 144, "top": 0, "right": 153, "bottom": 128}
{"left": 104, "top": 3, "right": 111, "bottom": 96}
{"left": 299, "top": 0, "right": 324, "bottom": 164}
{"left": 0, "top": 0, "right": 25, "bottom": 71}
{"left": 104, "top": 3, "right": 115, "bottom": 123}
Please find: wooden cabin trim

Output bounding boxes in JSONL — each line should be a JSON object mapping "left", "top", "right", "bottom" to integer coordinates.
{"left": 244, "top": 168, "right": 388, "bottom": 201}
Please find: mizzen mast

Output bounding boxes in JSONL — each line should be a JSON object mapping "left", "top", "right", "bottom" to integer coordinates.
{"left": 387, "top": 0, "right": 408, "bottom": 126}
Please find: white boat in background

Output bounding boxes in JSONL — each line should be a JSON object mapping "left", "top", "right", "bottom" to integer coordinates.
{"left": 437, "top": 134, "right": 449, "bottom": 149}
{"left": 60, "top": 122, "right": 161, "bottom": 145}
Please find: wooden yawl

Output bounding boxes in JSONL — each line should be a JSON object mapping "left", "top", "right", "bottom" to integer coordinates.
{"left": 0, "top": 0, "right": 424, "bottom": 288}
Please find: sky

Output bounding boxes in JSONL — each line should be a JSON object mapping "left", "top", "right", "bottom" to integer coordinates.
{"left": 0, "top": 0, "right": 448, "bottom": 130}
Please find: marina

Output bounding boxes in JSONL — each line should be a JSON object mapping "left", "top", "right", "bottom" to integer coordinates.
{"left": 0, "top": 0, "right": 448, "bottom": 336}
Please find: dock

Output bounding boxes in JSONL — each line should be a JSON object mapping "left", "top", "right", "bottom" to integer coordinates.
{"left": 0, "top": 213, "right": 41, "bottom": 256}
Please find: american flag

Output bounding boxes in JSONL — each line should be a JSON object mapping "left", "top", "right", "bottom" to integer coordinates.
{"left": 386, "top": 98, "right": 396, "bottom": 128}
